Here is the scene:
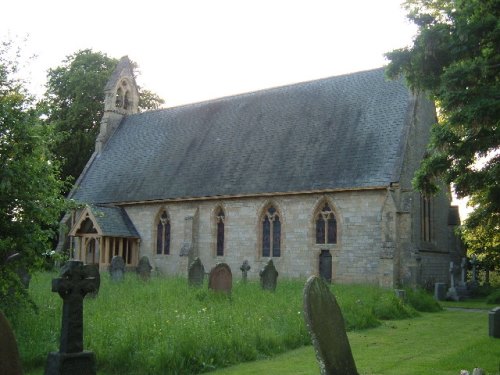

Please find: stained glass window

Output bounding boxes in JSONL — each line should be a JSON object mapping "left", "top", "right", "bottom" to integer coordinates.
{"left": 262, "top": 206, "right": 281, "bottom": 257}
{"left": 216, "top": 208, "right": 225, "bottom": 256}
{"left": 156, "top": 211, "right": 170, "bottom": 255}
{"left": 316, "top": 203, "right": 337, "bottom": 244}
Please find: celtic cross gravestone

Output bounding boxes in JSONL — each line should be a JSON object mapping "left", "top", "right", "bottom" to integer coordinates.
{"left": 45, "top": 260, "right": 100, "bottom": 375}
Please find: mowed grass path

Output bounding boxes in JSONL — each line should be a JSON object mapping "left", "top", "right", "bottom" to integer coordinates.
{"left": 212, "top": 310, "right": 500, "bottom": 375}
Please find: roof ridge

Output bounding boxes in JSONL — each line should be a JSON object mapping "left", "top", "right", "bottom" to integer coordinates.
{"left": 135, "top": 67, "right": 387, "bottom": 116}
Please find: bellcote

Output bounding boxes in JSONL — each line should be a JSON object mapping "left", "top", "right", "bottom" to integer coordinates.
{"left": 103, "top": 56, "right": 139, "bottom": 115}
{"left": 96, "top": 56, "right": 139, "bottom": 152}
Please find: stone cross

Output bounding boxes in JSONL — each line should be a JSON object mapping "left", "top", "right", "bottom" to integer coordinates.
{"left": 240, "top": 260, "right": 251, "bottom": 283}
{"left": 449, "top": 261, "right": 455, "bottom": 289}
{"left": 52, "top": 261, "right": 100, "bottom": 353}
{"left": 303, "top": 276, "right": 358, "bottom": 375}
{"left": 460, "top": 257, "right": 467, "bottom": 286}
{"left": 188, "top": 257, "right": 205, "bottom": 287}
{"left": 45, "top": 260, "right": 100, "bottom": 375}
{"left": 259, "top": 259, "right": 278, "bottom": 291}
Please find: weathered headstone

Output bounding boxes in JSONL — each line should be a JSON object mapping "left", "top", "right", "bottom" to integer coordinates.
{"left": 85, "top": 264, "right": 100, "bottom": 299}
{"left": 240, "top": 260, "right": 251, "bottom": 283}
{"left": 45, "top": 260, "right": 100, "bottom": 375}
{"left": 188, "top": 257, "right": 205, "bottom": 287}
{"left": 434, "top": 282, "right": 447, "bottom": 301}
{"left": 259, "top": 259, "right": 278, "bottom": 291}
{"left": 109, "top": 256, "right": 125, "bottom": 282}
{"left": 208, "top": 263, "right": 232, "bottom": 294}
{"left": 0, "top": 310, "right": 23, "bottom": 375}
{"left": 394, "top": 289, "right": 406, "bottom": 301}
{"left": 136, "top": 256, "right": 152, "bottom": 281}
{"left": 489, "top": 306, "right": 500, "bottom": 338}
{"left": 303, "top": 276, "right": 359, "bottom": 375}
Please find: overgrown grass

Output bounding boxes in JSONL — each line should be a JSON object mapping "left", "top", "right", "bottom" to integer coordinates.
{"left": 12, "top": 272, "right": 435, "bottom": 374}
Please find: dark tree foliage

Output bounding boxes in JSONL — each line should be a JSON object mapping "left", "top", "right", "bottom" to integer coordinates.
{"left": 0, "top": 41, "right": 67, "bottom": 315}
{"left": 44, "top": 49, "right": 165, "bottom": 186}
{"left": 385, "top": 0, "right": 499, "bottom": 267}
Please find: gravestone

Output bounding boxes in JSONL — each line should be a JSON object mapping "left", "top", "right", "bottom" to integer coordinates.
{"left": 469, "top": 255, "right": 479, "bottom": 290}
{"left": 109, "top": 256, "right": 125, "bottom": 282}
{"left": 45, "top": 260, "right": 100, "bottom": 375}
{"left": 489, "top": 307, "right": 500, "bottom": 338}
{"left": 188, "top": 257, "right": 205, "bottom": 287}
{"left": 259, "top": 259, "right": 278, "bottom": 291}
{"left": 303, "top": 276, "right": 359, "bottom": 375}
{"left": 137, "top": 256, "right": 152, "bottom": 281}
{"left": 434, "top": 282, "right": 447, "bottom": 301}
{"left": 394, "top": 289, "right": 406, "bottom": 301}
{"left": 0, "top": 310, "right": 23, "bottom": 375}
{"left": 208, "top": 263, "right": 232, "bottom": 294}
{"left": 240, "top": 260, "right": 251, "bottom": 283}
{"left": 85, "top": 264, "right": 100, "bottom": 299}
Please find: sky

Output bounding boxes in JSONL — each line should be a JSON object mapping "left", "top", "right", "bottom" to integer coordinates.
{"left": 3, "top": 0, "right": 418, "bottom": 107}
{"left": 1, "top": 0, "right": 470, "bottom": 218}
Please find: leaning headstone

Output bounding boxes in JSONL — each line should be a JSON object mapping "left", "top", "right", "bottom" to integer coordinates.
{"left": 109, "top": 256, "right": 125, "bottom": 282}
{"left": 45, "top": 260, "right": 100, "bottom": 375}
{"left": 240, "top": 260, "right": 251, "bottom": 283}
{"left": 208, "top": 263, "right": 232, "bottom": 294}
{"left": 188, "top": 257, "right": 205, "bottom": 287}
{"left": 259, "top": 259, "right": 278, "bottom": 291}
{"left": 303, "top": 276, "right": 359, "bottom": 375}
{"left": 434, "top": 282, "right": 447, "bottom": 301}
{"left": 488, "top": 306, "right": 500, "bottom": 338}
{"left": 472, "top": 368, "right": 485, "bottom": 375}
{"left": 0, "top": 310, "right": 23, "bottom": 375}
{"left": 136, "top": 256, "right": 152, "bottom": 281}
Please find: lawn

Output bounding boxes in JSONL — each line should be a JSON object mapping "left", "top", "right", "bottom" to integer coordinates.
{"left": 8, "top": 272, "right": 499, "bottom": 374}
{"left": 212, "top": 310, "right": 500, "bottom": 375}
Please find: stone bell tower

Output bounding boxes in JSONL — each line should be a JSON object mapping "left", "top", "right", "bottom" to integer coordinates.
{"left": 95, "top": 56, "right": 139, "bottom": 153}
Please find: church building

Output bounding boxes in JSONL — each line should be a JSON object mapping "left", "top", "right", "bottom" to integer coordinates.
{"left": 62, "top": 56, "right": 462, "bottom": 287}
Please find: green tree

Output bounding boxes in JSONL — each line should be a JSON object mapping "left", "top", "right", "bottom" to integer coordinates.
{"left": 44, "top": 49, "right": 164, "bottom": 185}
{"left": 385, "top": 0, "right": 499, "bottom": 266}
{"left": 0, "top": 41, "right": 67, "bottom": 315}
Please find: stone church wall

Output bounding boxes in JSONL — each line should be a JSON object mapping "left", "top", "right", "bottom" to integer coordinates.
{"left": 124, "top": 190, "right": 390, "bottom": 284}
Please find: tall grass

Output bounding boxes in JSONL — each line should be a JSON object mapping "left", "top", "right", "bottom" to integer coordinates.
{"left": 11, "top": 272, "right": 436, "bottom": 374}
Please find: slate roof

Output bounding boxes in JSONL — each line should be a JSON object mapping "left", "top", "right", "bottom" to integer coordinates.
{"left": 89, "top": 205, "right": 140, "bottom": 238}
{"left": 71, "top": 68, "right": 415, "bottom": 205}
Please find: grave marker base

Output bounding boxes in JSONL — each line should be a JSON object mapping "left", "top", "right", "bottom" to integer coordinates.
{"left": 44, "top": 351, "right": 96, "bottom": 375}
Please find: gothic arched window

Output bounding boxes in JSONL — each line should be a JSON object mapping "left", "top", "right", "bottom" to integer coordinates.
{"left": 315, "top": 203, "right": 337, "bottom": 244}
{"left": 215, "top": 207, "right": 225, "bottom": 256}
{"left": 262, "top": 206, "right": 281, "bottom": 257}
{"left": 156, "top": 211, "right": 171, "bottom": 255}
